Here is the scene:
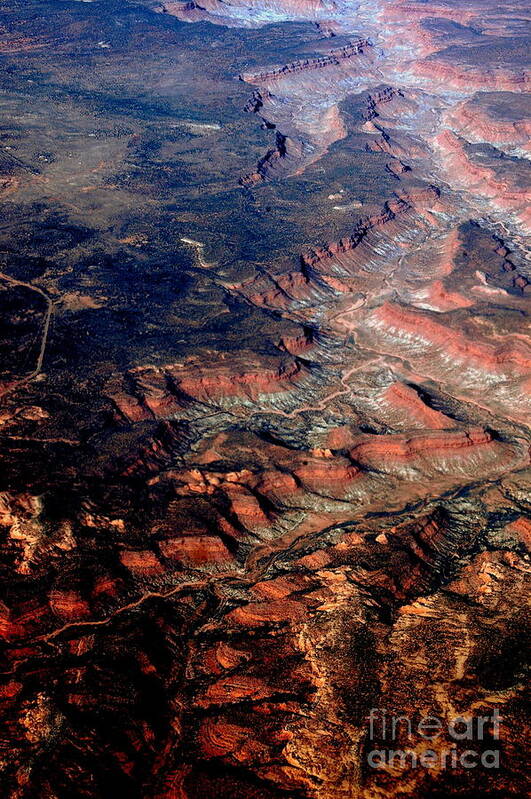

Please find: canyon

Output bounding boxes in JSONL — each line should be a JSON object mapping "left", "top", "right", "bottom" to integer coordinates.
{"left": 0, "top": 0, "right": 529, "bottom": 797}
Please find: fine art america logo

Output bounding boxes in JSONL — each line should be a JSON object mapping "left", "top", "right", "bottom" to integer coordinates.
{"left": 367, "top": 708, "right": 502, "bottom": 770}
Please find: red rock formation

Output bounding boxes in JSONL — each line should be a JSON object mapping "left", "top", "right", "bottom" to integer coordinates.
{"left": 49, "top": 591, "right": 91, "bottom": 621}
{"left": 278, "top": 329, "right": 314, "bottom": 355}
{"left": 367, "top": 301, "right": 531, "bottom": 375}
{"left": 293, "top": 458, "right": 361, "bottom": 495}
{"left": 383, "top": 381, "right": 452, "bottom": 429}
{"left": 446, "top": 94, "right": 531, "bottom": 149}
{"left": 167, "top": 357, "right": 303, "bottom": 402}
{"left": 410, "top": 279, "right": 473, "bottom": 311}
{"left": 349, "top": 427, "right": 493, "bottom": 466}
{"left": 159, "top": 535, "right": 233, "bottom": 566}
{"left": 198, "top": 718, "right": 252, "bottom": 757}
{"left": 411, "top": 59, "right": 530, "bottom": 92}
{"left": 197, "top": 673, "right": 281, "bottom": 705}
{"left": 382, "top": 1, "right": 479, "bottom": 26}
{"left": 301, "top": 187, "right": 441, "bottom": 271}
{"left": 433, "top": 130, "right": 531, "bottom": 227}
{"left": 242, "top": 88, "right": 271, "bottom": 115}
{"left": 110, "top": 355, "right": 307, "bottom": 420}
{"left": 119, "top": 549, "right": 164, "bottom": 576}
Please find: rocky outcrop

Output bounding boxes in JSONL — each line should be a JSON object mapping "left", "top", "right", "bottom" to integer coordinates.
{"left": 239, "top": 132, "right": 304, "bottom": 186}
{"left": 239, "top": 39, "right": 373, "bottom": 83}
{"left": 383, "top": 381, "right": 454, "bottom": 429}
{"left": 349, "top": 427, "right": 494, "bottom": 466}
{"left": 445, "top": 93, "right": 531, "bottom": 149}
{"left": 363, "top": 86, "right": 405, "bottom": 120}
{"left": 242, "top": 88, "right": 271, "bottom": 115}
{"left": 301, "top": 187, "right": 440, "bottom": 270}
{"left": 432, "top": 130, "right": 531, "bottom": 228}
{"left": 411, "top": 59, "right": 530, "bottom": 92}
{"left": 367, "top": 301, "right": 531, "bottom": 376}
{"left": 110, "top": 356, "right": 307, "bottom": 420}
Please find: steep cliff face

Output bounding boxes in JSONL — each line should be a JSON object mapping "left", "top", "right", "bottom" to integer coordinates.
{"left": 239, "top": 132, "right": 305, "bottom": 186}
{"left": 111, "top": 355, "right": 307, "bottom": 419}
{"left": 446, "top": 93, "right": 531, "bottom": 150}
{"left": 239, "top": 39, "right": 373, "bottom": 82}
{"left": 0, "top": 0, "right": 529, "bottom": 798}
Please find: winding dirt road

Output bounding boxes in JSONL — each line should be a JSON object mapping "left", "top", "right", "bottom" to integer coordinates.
{"left": 0, "top": 272, "right": 54, "bottom": 399}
